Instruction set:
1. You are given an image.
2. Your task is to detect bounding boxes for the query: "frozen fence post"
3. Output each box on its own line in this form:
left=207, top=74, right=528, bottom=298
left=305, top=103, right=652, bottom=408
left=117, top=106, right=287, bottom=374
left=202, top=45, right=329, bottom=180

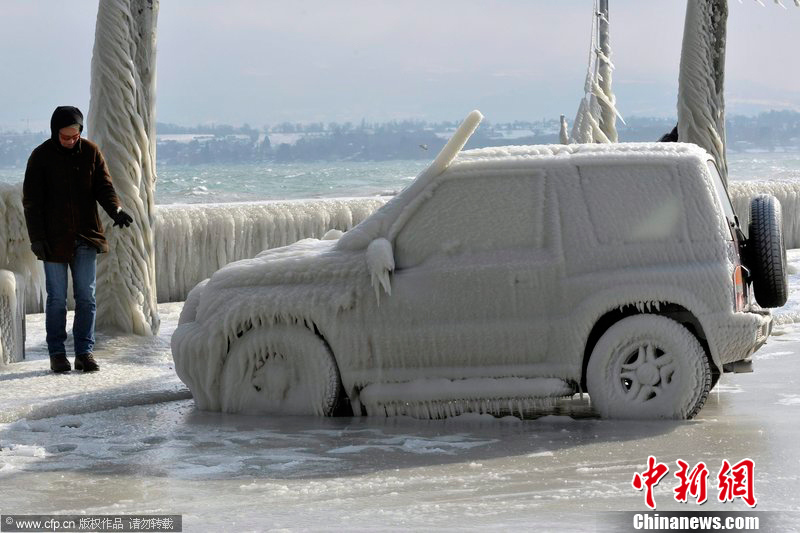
left=89, top=0, right=160, bottom=335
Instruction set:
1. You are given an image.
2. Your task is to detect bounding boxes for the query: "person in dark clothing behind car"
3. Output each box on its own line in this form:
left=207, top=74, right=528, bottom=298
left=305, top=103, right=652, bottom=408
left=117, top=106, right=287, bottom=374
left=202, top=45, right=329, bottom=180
left=659, top=124, right=678, bottom=142
left=22, top=106, right=134, bottom=374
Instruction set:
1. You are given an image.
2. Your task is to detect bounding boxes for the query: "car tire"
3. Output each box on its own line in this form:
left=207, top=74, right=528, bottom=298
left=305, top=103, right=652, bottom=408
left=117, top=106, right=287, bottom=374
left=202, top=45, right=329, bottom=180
left=587, top=315, right=711, bottom=419
left=748, top=194, right=788, bottom=308
left=219, top=324, right=342, bottom=416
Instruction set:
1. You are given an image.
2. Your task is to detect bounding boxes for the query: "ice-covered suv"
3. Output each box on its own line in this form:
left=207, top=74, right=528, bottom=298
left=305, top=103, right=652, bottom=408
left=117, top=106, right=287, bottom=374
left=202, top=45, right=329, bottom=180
left=172, top=111, right=785, bottom=420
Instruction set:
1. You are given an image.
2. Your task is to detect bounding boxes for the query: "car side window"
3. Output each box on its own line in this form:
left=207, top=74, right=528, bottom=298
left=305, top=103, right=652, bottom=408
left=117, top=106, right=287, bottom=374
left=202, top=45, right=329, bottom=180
left=394, top=174, right=545, bottom=269
left=578, top=163, right=688, bottom=245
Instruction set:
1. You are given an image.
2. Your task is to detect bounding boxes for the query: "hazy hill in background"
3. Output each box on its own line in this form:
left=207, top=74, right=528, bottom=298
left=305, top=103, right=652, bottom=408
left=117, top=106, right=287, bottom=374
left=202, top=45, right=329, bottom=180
left=2, top=111, right=799, bottom=168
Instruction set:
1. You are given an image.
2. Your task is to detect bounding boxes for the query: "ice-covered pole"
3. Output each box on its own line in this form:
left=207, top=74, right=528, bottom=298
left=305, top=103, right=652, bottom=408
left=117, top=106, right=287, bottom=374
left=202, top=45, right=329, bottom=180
left=597, top=0, right=618, bottom=142
left=678, top=0, right=729, bottom=187
left=88, top=0, right=160, bottom=335
left=570, top=0, right=619, bottom=144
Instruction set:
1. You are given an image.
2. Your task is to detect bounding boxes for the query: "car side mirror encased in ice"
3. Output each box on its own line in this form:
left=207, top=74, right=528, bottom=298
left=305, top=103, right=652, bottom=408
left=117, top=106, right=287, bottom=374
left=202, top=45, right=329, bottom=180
left=366, top=238, right=394, bottom=304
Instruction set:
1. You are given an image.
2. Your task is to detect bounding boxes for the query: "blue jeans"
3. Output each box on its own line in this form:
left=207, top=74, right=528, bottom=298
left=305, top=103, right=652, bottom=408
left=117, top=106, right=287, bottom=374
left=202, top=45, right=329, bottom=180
left=44, top=240, right=97, bottom=356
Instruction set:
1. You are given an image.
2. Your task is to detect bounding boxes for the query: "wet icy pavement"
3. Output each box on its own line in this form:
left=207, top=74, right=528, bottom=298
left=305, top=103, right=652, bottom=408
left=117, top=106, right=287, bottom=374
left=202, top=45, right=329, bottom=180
left=4, top=250, right=800, bottom=531
left=0, top=304, right=189, bottom=423
left=2, top=323, right=800, bottom=530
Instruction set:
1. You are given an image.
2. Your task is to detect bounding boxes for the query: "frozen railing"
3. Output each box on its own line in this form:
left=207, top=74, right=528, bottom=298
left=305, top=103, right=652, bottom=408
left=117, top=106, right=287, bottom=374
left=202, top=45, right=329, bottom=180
left=729, top=181, right=800, bottom=240
left=154, top=198, right=387, bottom=303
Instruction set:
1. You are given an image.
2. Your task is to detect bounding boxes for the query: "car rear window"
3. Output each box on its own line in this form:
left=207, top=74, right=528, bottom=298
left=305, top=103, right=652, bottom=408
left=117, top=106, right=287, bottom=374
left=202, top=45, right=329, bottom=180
left=706, top=160, right=737, bottom=227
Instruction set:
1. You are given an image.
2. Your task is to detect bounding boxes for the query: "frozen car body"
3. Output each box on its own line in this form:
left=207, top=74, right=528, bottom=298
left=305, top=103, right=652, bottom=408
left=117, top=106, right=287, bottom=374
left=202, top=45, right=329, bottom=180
left=172, top=116, right=774, bottom=419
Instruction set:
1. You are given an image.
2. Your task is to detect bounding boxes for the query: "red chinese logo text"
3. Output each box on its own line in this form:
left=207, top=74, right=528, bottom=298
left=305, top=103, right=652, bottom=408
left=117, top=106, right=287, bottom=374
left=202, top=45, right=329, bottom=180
left=632, top=455, right=669, bottom=510
left=631, top=457, right=756, bottom=509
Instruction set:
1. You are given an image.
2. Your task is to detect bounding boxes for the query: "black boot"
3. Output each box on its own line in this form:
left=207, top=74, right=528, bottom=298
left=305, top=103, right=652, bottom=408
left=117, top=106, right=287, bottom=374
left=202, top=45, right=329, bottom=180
left=75, top=353, right=100, bottom=372
left=50, top=353, right=71, bottom=373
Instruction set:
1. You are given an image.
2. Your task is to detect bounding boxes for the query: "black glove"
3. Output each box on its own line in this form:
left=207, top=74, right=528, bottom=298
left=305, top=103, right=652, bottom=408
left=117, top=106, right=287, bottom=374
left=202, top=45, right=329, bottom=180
left=31, top=240, right=50, bottom=261
left=113, top=209, right=133, bottom=228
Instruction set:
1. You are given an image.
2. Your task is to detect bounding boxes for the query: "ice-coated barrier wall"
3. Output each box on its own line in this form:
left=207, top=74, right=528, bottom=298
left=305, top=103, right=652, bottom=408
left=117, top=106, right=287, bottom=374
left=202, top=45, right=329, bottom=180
left=729, top=181, right=800, bottom=240
left=0, top=183, right=44, bottom=313
left=0, top=182, right=387, bottom=312
left=0, top=180, right=797, bottom=313
left=154, top=198, right=387, bottom=303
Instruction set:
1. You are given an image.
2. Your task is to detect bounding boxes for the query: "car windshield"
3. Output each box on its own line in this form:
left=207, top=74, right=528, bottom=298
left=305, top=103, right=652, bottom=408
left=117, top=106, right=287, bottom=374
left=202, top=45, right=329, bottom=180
left=706, top=160, right=737, bottom=227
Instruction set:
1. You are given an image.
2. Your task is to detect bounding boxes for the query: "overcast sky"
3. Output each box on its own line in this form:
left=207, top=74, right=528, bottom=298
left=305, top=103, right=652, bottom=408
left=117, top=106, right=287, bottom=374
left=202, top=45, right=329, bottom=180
left=2, top=1, right=798, bottom=131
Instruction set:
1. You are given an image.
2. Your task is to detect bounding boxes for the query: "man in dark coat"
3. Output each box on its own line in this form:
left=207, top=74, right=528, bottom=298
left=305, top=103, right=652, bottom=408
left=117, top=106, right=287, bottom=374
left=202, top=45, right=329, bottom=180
left=22, top=106, right=134, bottom=373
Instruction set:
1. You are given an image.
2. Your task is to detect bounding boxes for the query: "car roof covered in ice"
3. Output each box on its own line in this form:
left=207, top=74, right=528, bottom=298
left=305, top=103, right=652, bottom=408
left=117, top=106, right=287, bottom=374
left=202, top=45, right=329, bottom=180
left=449, top=142, right=711, bottom=170
left=337, top=142, right=713, bottom=250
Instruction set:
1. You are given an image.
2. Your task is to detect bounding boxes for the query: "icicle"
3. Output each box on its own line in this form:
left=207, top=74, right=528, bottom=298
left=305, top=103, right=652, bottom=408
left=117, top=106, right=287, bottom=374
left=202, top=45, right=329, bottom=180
left=366, top=238, right=394, bottom=304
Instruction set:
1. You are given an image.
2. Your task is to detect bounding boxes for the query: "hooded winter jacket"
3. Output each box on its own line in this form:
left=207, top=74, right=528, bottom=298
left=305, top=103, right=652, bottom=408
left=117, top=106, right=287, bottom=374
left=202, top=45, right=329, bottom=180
left=22, top=106, right=122, bottom=262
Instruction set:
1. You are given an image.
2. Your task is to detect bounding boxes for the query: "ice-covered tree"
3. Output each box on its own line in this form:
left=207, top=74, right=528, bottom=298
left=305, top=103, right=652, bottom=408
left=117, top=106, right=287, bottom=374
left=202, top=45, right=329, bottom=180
left=678, top=0, right=729, bottom=185
left=678, top=0, right=798, bottom=188
left=88, top=0, right=160, bottom=335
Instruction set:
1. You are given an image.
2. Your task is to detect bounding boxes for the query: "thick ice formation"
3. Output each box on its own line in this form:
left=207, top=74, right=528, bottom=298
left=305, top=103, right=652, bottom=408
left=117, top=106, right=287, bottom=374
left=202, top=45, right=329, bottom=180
left=678, top=0, right=728, bottom=185
left=0, top=183, right=45, bottom=312
left=88, top=0, right=160, bottom=335
left=155, top=198, right=387, bottom=303
left=730, top=181, right=800, bottom=242
left=0, top=270, right=25, bottom=364
left=677, top=1, right=799, bottom=186
left=595, top=0, right=617, bottom=143
left=366, top=238, right=394, bottom=302
left=172, top=133, right=771, bottom=419
left=360, top=378, right=574, bottom=418
left=570, top=0, right=619, bottom=144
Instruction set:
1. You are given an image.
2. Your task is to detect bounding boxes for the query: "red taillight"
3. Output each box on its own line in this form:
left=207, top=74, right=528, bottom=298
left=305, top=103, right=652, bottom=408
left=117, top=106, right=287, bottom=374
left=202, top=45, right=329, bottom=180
left=734, top=265, right=748, bottom=311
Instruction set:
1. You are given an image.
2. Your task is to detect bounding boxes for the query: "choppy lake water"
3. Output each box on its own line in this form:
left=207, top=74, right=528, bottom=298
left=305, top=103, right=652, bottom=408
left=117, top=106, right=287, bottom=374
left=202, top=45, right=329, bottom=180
left=2, top=151, right=799, bottom=205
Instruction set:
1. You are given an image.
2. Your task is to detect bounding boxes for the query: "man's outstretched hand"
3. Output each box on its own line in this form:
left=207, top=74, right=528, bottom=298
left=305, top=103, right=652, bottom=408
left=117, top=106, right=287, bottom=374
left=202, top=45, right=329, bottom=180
left=113, top=209, right=133, bottom=228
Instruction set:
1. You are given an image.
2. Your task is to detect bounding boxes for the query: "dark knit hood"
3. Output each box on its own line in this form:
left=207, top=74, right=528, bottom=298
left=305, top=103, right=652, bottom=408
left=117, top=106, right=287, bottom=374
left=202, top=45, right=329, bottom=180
left=50, top=106, right=84, bottom=143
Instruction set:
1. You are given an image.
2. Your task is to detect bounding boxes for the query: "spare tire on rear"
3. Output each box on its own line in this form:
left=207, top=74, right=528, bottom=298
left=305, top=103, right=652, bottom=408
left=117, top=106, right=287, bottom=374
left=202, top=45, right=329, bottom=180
left=748, top=194, right=788, bottom=308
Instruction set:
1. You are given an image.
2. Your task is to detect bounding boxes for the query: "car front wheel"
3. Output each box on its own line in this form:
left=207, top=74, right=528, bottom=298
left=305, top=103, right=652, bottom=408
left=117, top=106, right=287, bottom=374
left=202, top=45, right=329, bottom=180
left=219, top=324, right=342, bottom=416
left=587, top=315, right=711, bottom=419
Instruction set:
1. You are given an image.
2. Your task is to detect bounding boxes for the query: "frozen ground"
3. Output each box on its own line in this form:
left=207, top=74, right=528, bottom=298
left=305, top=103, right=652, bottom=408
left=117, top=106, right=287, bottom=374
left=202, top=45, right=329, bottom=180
left=2, top=253, right=800, bottom=531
